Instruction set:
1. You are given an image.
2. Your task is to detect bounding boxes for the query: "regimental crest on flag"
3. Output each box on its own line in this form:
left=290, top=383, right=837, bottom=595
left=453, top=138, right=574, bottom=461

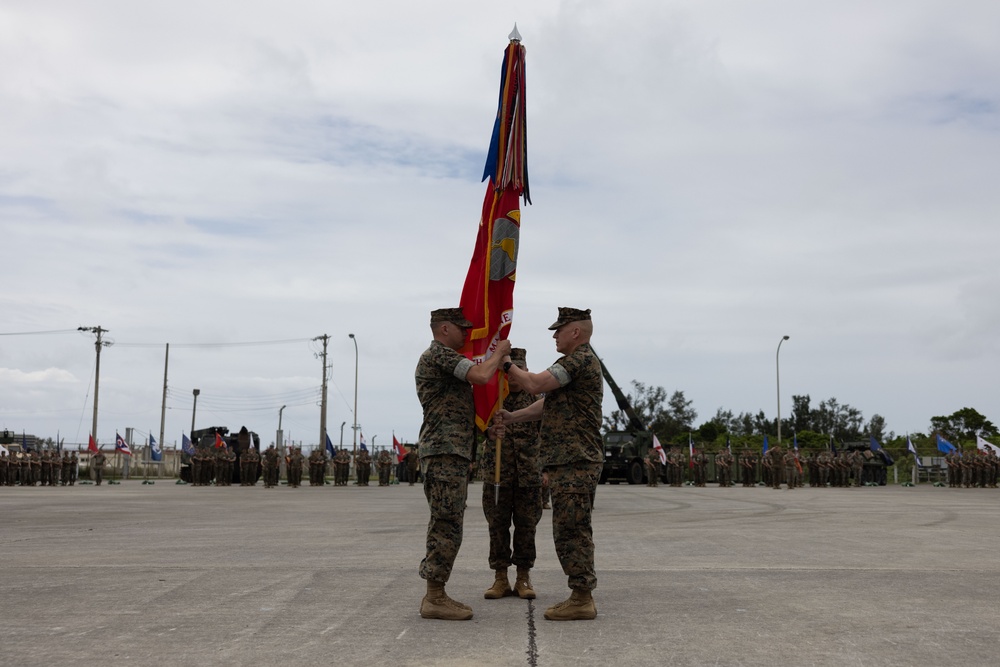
left=115, top=433, right=132, bottom=456
left=150, top=433, right=162, bottom=462
left=215, top=433, right=226, bottom=449
left=182, top=434, right=195, bottom=456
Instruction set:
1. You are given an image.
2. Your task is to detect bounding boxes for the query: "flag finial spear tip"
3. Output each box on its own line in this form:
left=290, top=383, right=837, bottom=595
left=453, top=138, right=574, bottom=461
left=509, top=24, right=521, bottom=42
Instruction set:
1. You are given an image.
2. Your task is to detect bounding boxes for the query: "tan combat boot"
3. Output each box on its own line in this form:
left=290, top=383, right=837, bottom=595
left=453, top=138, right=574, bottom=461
left=420, top=580, right=473, bottom=620
left=514, top=567, right=536, bottom=599
left=484, top=569, right=514, bottom=599
left=543, top=589, right=597, bottom=621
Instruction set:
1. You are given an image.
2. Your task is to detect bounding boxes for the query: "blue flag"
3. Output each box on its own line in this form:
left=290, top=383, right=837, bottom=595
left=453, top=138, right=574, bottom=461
left=869, top=435, right=880, bottom=451
left=762, top=435, right=769, bottom=454
left=115, top=432, right=132, bottom=456
left=359, top=432, right=368, bottom=452
left=793, top=432, right=799, bottom=451
left=326, top=433, right=335, bottom=458
left=150, top=433, right=162, bottom=462
left=22, top=430, right=30, bottom=453
left=182, top=433, right=195, bottom=456
left=936, top=435, right=956, bottom=454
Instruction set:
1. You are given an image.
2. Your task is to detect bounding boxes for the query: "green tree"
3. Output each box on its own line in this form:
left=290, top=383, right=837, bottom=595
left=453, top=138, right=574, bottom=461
left=929, top=408, right=997, bottom=441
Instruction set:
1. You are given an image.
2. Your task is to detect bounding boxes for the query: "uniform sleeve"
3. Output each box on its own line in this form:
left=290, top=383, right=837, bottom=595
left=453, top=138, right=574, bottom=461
left=429, top=342, right=474, bottom=382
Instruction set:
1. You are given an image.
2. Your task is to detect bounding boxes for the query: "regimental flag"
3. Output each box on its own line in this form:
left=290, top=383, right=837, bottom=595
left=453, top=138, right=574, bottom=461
left=393, top=434, right=406, bottom=463
left=793, top=432, right=799, bottom=451
left=907, top=435, right=923, bottom=468
left=22, top=431, right=30, bottom=453
left=326, top=434, right=335, bottom=458
left=88, top=434, right=99, bottom=454
left=182, top=434, right=195, bottom=456
left=459, top=29, right=530, bottom=432
left=0, top=442, right=8, bottom=456
left=115, top=432, right=132, bottom=456
left=359, top=432, right=368, bottom=452
left=936, top=434, right=956, bottom=454
left=688, top=433, right=695, bottom=468
left=726, top=435, right=732, bottom=452
left=869, top=435, right=880, bottom=452
left=762, top=435, right=769, bottom=455
left=869, top=435, right=894, bottom=466
left=652, top=434, right=667, bottom=465
left=977, top=435, right=1000, bottom=456
left=149, top=433, right=162, bottom=462
left=215, top=433, right=226, bottom=449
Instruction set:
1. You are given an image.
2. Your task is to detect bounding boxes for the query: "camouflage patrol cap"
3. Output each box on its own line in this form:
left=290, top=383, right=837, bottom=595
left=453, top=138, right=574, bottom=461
left=548, top=307, right=592, bottom=330
left=509, top=347, right=527, bottom=369
left=430, top=307, right=473, bottom=328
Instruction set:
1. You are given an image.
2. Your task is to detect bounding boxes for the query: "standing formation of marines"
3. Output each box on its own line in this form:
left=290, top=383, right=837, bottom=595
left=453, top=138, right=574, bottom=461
left=308, top=449, right=328, bottom=486
left=333, top=448, right=352, bottom=486
left=0, top=450, right=79, bottom=486
left=946, top=448, right=999, bottom=488
left=377, top=450, right=393, bottom=486
left=355, top=449, right=372, bottom=486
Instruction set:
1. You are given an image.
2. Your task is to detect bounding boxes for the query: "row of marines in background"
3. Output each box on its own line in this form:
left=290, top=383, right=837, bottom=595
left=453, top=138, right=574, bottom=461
left=187, top=445, right=420, bottom=488
left=0, top=451, right=81, bottom=486
left=645, top=445, right=999, bottom=489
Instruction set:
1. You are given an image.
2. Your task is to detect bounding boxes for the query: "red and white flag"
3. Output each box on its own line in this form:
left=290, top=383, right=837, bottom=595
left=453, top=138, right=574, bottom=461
left=393, top=434, right=406, bottom=463
left=652, top=434, right=667, bottom=465
left=215, top=433, right=226, bottom=449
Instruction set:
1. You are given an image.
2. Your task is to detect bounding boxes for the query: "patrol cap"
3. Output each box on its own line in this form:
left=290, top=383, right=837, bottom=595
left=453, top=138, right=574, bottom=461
left=548, top=307, right=592, bottom=330
left=509, top=347, right=527, bottom=369
left=430, top=307, right=473, bottom=328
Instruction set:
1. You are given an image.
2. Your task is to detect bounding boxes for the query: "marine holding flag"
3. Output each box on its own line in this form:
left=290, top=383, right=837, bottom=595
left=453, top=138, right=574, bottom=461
left=414, top=307, right=510, bottom=621
left=498, top=307, right=603, bottom=621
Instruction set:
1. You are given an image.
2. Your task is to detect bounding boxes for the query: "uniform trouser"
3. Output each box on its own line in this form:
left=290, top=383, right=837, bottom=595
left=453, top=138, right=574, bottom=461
left=549, top=462, right=603, bottom=592
left=420, top=454, right=469, bottom=583
left=379, top=467, right=390, bottom=485
left=482, top=482, right=542, bottom=571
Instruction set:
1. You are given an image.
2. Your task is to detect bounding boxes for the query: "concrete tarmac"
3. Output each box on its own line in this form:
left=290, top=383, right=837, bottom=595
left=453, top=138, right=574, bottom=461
left=2, top=480, right=998, bottom=666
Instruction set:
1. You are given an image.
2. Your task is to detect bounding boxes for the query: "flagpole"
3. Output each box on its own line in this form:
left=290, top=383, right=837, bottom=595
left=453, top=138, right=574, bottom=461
left=493, top=370, right=507, bottom=506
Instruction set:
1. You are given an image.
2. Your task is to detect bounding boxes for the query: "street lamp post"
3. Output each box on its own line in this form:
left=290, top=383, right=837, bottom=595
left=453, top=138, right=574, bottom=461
left=339, top=421, right=346, bottom=448
left=776, top=335, right=790, bottom=445
left=191, top=389, right=200, bottom=440
left=349, top=333, right=358, bottom=456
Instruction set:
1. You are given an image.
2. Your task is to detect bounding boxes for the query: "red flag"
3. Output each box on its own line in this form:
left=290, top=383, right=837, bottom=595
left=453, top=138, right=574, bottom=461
left=215, top=433, right=226, bottom=449
left=459, top=34, right=529, bottom=432
left=393, top=435, right=406, bottom=463
left=88, top=434, right=98, bottom=453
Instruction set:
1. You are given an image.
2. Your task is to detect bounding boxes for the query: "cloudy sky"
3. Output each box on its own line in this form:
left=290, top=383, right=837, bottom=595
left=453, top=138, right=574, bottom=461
left=2, top=0, right=998, bottom=451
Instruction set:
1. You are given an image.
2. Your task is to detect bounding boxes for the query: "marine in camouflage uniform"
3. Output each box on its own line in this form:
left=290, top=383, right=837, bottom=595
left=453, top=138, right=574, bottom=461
left=646, top=448, right=661, bottom=487
left=376, top=450, right=393, bottom=486
left=355, top=449, right=372, bottom=486
left=481, top=348, right=543, bottom=601
left=92, top=451, right=106, bottom=485
left=715, top=449, right=734, bottom=487
left=262, top=445, right=279, bottom=488
left=415, top=307, right=510, bottom=621
left=499, top=307, right=603, bottom=621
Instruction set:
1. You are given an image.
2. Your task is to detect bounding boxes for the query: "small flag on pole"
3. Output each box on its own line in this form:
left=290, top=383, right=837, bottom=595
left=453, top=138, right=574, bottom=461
left=326, top=433, right=335, bottom=458
left=115, top=433, right=132, bottom=456
left=393, top=434, right=406, bottom=463
left=89, top=434, right=99, bottom=454
left=907, top=435, right=922, bottom=468
left=182, top=434, right=195, bottom=456
left=360, top=432, right=368, bottom=452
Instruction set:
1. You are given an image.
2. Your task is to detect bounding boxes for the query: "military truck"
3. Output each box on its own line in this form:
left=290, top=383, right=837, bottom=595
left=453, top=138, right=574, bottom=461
left=597, top=354, right=657, bottom=485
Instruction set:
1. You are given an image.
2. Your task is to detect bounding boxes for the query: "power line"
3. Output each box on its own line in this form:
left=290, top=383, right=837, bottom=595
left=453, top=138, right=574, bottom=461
left=116, top=338, right=313, bottom=349
left=0, top=329, right=79, bottom=336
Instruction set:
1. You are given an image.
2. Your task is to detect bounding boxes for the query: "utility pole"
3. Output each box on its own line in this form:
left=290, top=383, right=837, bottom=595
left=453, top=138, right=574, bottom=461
left=78, top=326, right=110, bottom=446
left=159, top=343, right=169, bottom=458
left=314, top=334, right=330, bottom=452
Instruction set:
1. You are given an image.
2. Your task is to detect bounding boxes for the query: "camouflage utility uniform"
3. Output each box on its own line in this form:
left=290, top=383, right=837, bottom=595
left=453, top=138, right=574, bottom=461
left=538, top=341, right=604, bottom=595
left=481, top=361, right=542, bottom=594
left=415, top=338, right=477, bottom=586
